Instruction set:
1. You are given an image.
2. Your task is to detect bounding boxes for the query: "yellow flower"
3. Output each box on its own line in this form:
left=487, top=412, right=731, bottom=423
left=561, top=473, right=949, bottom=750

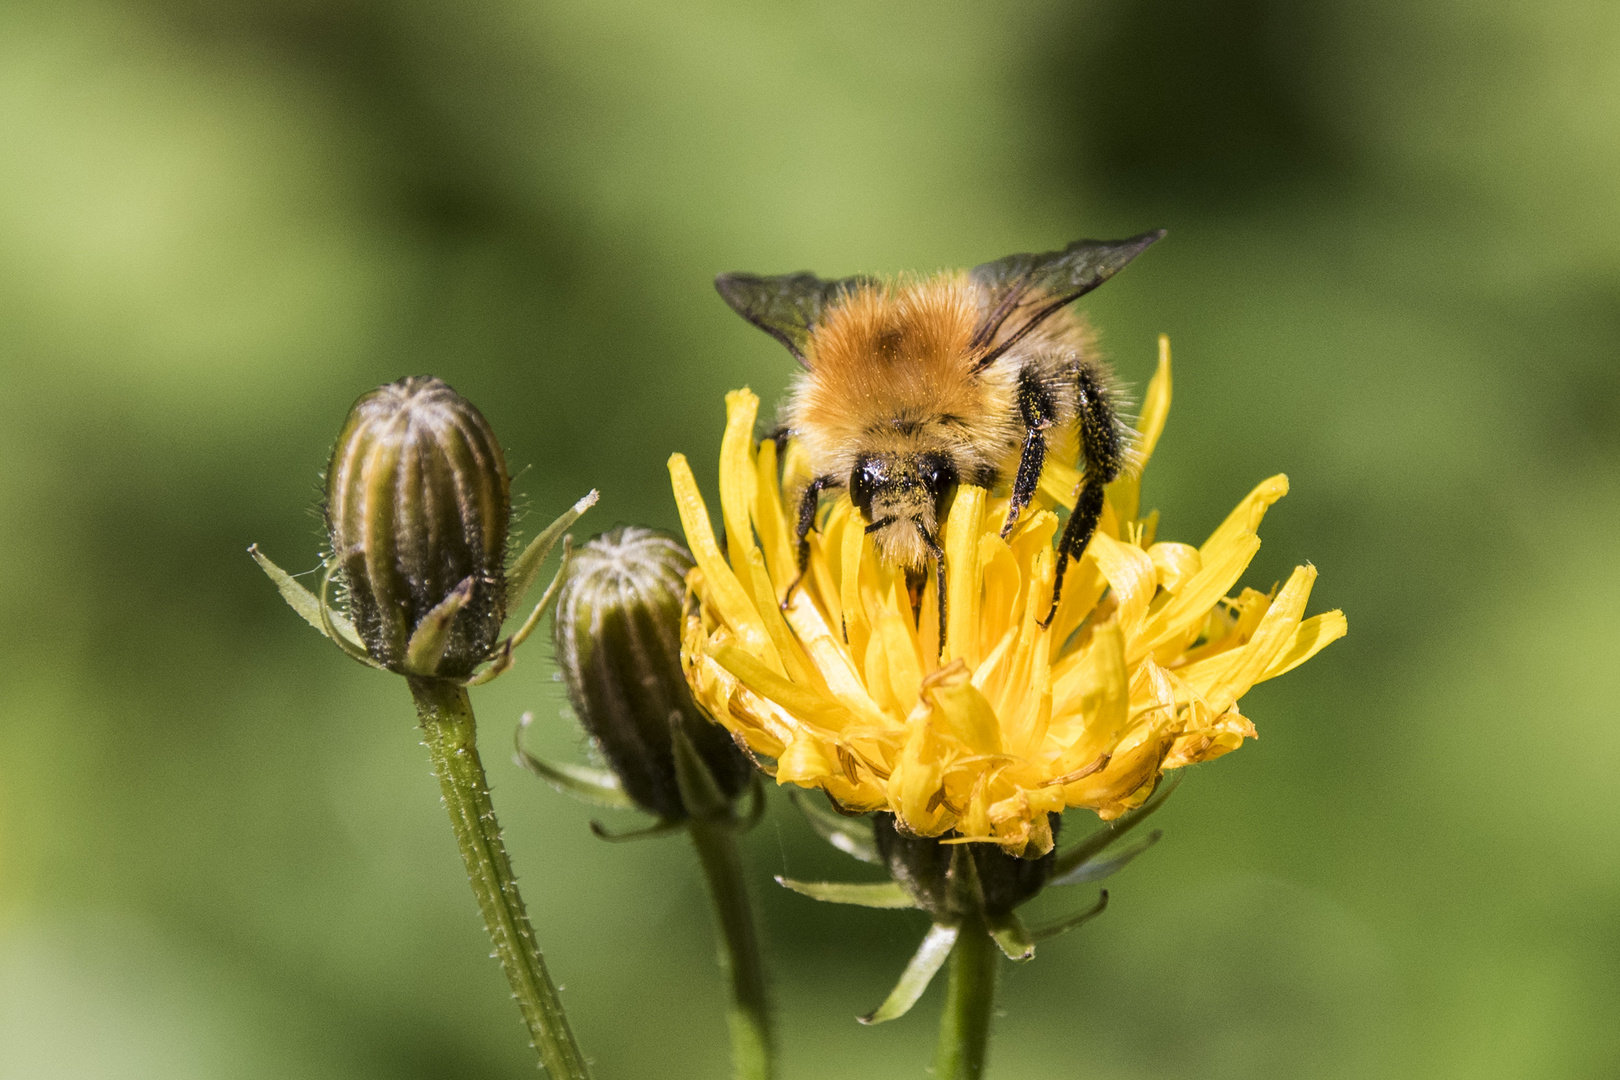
left=668, top=337, right=1345, bottom=857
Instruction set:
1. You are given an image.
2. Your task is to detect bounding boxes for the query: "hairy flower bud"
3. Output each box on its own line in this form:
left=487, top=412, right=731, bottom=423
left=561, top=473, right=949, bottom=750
left=554, top=527, right=752, bottom=819
left=874, top=813, right=1059, bottom=921
left=325, top=375, right=510, bottom=678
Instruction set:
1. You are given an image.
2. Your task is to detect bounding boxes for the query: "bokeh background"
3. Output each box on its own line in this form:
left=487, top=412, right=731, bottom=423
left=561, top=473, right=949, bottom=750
left=3, top=1, right=1618, bottom=1077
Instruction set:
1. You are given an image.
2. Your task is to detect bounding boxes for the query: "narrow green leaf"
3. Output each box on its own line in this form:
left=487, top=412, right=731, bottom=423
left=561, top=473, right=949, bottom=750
left=859, top=923, right=958, bottom=1025
left=775, top=878, right=916, bottom=908
left=506, top=490, right=598, bottom=612
left=1027, top=890, right=1109, bottom=943
left=1049, top=829, right=1162, bottom=886
left=514, top=712, right=637, bottom=809
left=249, top=544, right=361, bottom=647
left=988, top=913, right=1035, bottom=961
left=789, top=789, right=881, bottom=864
left=1051, top=771, right=1182, bottom=881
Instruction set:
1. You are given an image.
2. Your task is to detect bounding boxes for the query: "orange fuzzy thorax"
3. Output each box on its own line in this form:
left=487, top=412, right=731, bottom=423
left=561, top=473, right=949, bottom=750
left=786, top=273, right=1024, bottom=482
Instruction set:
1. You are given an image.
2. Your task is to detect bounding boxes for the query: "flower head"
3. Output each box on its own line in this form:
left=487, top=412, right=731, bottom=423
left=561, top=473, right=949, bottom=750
left=553, top=527, right=754, bottom=820
left=669, top=339, right=1344, bottom=856
left=325, top=375, right=511, bottom=678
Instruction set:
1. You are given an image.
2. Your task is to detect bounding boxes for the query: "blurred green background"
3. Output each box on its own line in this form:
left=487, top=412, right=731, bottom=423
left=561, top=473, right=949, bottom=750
left=3, top=1, right=1618, bottom=1077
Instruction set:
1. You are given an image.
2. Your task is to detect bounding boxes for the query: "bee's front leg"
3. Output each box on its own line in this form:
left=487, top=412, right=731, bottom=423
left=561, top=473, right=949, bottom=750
left=783, top=475, right=836, bottom=609
left=1002, top=367, right=1058, bottom=538
left=1042, top=362, right=1122, bottom=628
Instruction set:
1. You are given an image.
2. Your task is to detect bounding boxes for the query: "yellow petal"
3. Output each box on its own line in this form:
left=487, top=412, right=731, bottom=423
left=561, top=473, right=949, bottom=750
left=752, top=437, right=797, bottom=590
left=1088, top=532, right=1158, bottom=633
left=1259, top=610, right=1348, bottom=682
left=1107, top=335, right=1172, bottom=523
left=1148, top=541, right=1201, bottom=593
left=719, top=390, right=762, bottom=577
left=778, top=733, right=835, bottom=785
left=943, top=486, right=987, bottom=667
left=1202, top=564, right=1318, bottom=714
left=1050, top=619, right=1129, bottom=772
left=669, top=453, right=783, bottom=673
left=924, top=659, right=1003, bottom=757
left=1136, top=335, right=1173, bottom=468
left=1200, top=474, right=1288, bottom=563
left=1133, top=532, right=1261, bottom=664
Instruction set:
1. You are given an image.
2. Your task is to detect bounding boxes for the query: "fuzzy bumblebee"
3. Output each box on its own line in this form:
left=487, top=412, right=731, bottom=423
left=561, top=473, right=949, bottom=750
left=717, top=233, right=1162, bottom=624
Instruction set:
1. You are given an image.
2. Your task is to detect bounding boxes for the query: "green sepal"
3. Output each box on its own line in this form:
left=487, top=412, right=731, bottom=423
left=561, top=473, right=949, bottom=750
left=248, top=544, right=362, bottom=648
left=471, top=538, right=572, bottom=686
left=790, top=789, right=880, bottom=864
left=858, top=922, right=959, bottom=1026
left=672, top=717, right=732, bottom=821
left=589, top=818, right=683, bottom=843
left=774, top=878, right=916, bottom=908
left=514, top=712, right=637, bottom=809
left=404, top=575, right=473, bottom=674
left=987, top=913, right=1035, bottom=961
left=736, top=776, right=767, bottom=832
left=1050, top=771, right=1181, bottom=882
left=506, top=490, right=597, bottom=612
left=1026, top=890, right=1109, bottom=943
left=1049, top=829, right=1162, bottom=886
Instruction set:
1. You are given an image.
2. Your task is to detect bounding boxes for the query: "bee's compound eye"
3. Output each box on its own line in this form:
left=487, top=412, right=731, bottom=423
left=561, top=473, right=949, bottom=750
left=849, top=456, right=885, bottom=520
left=918, top=453, right=957, bottom=525
left=917, top=453, right=956, bottom=498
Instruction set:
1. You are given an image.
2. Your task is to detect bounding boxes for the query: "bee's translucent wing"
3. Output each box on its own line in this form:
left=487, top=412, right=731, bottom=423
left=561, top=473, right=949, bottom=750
left=969, top=230, right=1164, bottom=370
left=715, top=271, right=877, bottom=367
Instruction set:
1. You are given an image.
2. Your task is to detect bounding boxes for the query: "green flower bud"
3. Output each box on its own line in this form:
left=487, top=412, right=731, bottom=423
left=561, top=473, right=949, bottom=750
left=554, top=527, right=752, bottom=820
left=325, top=375, right=510, bottom=678
left=873, top=812, right=1059, bottom=921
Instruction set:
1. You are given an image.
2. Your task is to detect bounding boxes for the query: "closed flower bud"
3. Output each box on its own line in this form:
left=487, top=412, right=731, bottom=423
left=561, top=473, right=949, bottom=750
left=874, top=813, right=1059, bottom=921
left=554, top=527, right=752, bottom=820
left=325, top=375, right=510, bottom=678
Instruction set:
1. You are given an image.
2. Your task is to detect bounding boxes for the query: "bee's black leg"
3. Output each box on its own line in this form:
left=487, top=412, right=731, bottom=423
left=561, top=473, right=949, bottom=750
left=1041, top=363, right=1122, bottom=628
left=783, top=475, right=834, bottom=609
left=919, top=524, right=947, bottom=641
left=1002, top=369, right=1057, bottom=538
left=766, top=424, right=792, bottom=456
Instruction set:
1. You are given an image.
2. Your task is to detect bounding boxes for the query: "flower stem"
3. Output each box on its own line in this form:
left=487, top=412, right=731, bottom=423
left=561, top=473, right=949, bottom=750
left=408, top=677, right=591, bottom=1080
left=687, top=814, right=776, bottom=1080
left=933, top=919, right=998, bottom=1080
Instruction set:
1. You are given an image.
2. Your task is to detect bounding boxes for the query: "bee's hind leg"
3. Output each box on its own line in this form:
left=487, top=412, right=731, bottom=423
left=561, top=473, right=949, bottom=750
left=783, top=475, right=835, bottom=609
left=1002, top=369, right=1058, bottom=538
left=1041, top=363, right=1122, bottom=628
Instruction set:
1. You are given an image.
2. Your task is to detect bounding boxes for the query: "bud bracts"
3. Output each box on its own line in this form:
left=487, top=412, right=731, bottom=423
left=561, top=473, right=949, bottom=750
left=555, top=527, right=752, bottom=819
left=325, top=376, right=510, bottom=678
left=874, top=813, right=1058, bottom=921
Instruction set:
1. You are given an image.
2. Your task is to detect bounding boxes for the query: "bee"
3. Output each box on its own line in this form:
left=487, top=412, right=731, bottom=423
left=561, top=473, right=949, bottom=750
left=715, top=231, right=1163, bottom=628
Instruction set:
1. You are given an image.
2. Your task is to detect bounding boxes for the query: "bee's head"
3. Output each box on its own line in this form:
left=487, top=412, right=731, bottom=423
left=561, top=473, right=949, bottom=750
left=848, top=451, right=957, bottom=567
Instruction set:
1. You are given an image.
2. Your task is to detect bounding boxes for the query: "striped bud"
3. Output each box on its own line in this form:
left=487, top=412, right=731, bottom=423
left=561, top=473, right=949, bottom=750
left=325, top=376, right=509, bottom=678
left=874, top=813, right=1059, bottom=920
left=554, top=527, right=752, bottom=819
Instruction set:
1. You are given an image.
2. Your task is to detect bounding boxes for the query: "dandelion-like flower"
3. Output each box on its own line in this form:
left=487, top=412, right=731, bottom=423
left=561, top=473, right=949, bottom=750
left=669, top=339, right=1345, bottom=857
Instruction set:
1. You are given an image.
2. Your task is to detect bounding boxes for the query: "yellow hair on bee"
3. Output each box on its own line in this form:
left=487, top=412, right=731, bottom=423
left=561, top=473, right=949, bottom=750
left=788, top=273, right=1024, bottom=484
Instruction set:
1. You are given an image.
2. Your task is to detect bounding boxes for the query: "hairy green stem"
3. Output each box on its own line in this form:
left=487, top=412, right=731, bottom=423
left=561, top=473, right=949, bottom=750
left=934, top=920, right=998, bottom=1080
left=409, top=677, right=591, bottom=1079
left=688, top=815, right=775, bottom=1080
